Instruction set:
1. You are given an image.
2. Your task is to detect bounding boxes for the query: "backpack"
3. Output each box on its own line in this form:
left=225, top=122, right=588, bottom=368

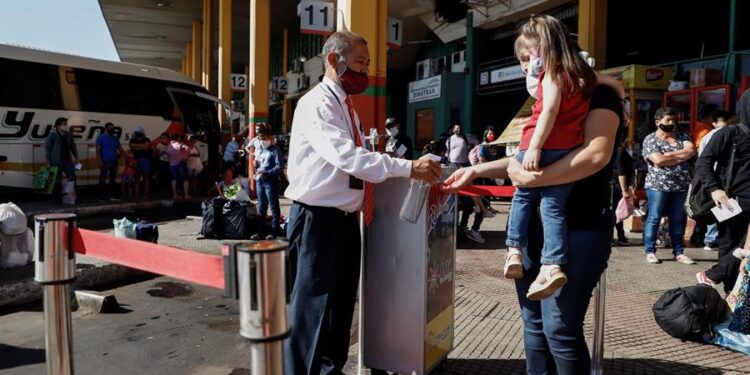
left=469, top=145, right=482, bottom=166
left=653, top=284, right=729, bottom=342
left=135, top=221, right=159, bottom=243
left=201, top=197, right=226, bottom=238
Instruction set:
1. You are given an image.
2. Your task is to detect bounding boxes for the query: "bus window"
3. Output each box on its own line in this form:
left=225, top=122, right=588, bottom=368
left=76, top=69, right=173, bottom=118
left=169, top=91, right=220, bottom=135
left=0, top=57, right=62, bottom=110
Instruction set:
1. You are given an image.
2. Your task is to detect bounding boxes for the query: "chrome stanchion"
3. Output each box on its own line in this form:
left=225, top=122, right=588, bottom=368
left=591, top=269, right=607, bottom=375
left=234, top=240, right=290, bottom=375
left=34, top=213, right=77, bottom=375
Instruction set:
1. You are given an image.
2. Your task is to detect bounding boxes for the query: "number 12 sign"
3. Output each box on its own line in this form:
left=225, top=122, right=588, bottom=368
left=300, top=1, right=335, bottom=36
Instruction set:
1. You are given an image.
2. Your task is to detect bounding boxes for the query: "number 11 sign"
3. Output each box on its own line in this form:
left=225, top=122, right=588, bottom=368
left=300, top=1, right=335, bottom=36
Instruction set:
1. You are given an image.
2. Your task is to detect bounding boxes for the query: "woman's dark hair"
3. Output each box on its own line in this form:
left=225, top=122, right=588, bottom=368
left=483, top=126, right=495, bottom=142
left=258, top=125, right=273, bottom=137
left=170, top=133, right=180, bottom=140
left=712, top=109, right=732, bottom=123
left=160, top=132, right=169, bottom=138
left=655, top=107, right=676, bottom=121
left=55, top=117, right=68, bottom=127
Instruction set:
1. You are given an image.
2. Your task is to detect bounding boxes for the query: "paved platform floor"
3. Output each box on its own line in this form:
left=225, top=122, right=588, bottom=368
left=3, top=198, right=749, bottom=374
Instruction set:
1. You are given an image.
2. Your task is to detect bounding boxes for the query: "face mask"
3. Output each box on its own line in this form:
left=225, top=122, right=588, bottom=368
left=261, top=140, right=271, bottom=148
left=386, top=127, right=399, bottom=137
left=453, top=128, right=461, bottom=135
left=338, top=64, right=369, bottom=95
left=486, top=133, right=496, bottom=142
left=658, top=124, right=675, bottom=133
left=59, top=126, right=68, bottom=133
left=525, top=48, right=543, bottom=98
left=106, top=128, right=115, bottom=135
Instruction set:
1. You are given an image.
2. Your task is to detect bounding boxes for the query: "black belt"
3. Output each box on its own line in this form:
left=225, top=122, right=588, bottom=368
left=292, top=201, right=357, bottom=217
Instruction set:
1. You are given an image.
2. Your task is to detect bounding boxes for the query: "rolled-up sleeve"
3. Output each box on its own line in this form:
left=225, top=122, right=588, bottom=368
left=299, top=98, right=411, bottom=183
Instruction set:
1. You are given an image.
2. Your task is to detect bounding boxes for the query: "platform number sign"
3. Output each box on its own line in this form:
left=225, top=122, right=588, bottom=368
left=300, top=1, right=334, bottom=36
left=231, top=74, right=247, bottom=92
left=387, top=17, right=403, bottom=49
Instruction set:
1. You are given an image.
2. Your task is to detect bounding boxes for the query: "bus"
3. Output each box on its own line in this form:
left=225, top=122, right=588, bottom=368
left=0, top=43, right=227, bottom=190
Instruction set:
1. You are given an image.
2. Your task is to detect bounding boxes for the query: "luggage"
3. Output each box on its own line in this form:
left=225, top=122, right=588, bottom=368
left=33, top=166, right=58, bottom=194
left=135, top=221, right=159, bottom=243
left=113, top=217, right=137, bottom=239
left=0, top=202, right=28, bottom=235
left=653, top=284, right=729, bottom=342
left=0, top=228, right=34, bottom=268
left=201, top=197, right=226, bottom=238
left=222, top=200, right=247, bottom=239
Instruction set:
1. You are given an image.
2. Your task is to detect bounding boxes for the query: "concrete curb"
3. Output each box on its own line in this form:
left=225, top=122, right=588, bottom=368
left=24, top=199, right=173, bottom=219
left=0, top=264, right=148, bottom=307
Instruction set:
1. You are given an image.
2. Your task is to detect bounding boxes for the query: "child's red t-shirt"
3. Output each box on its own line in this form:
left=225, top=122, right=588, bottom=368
left=519, top=71, right=591, bottom=150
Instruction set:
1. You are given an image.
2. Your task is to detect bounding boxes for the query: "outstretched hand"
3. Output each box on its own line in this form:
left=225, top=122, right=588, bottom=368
left=440, top=167, right=476, bottom=193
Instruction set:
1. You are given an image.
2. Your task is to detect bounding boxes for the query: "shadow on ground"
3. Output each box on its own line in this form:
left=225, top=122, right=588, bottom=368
left=0, top=344, right=45, bottom=370
left=427, top=358, right=729, bottom=375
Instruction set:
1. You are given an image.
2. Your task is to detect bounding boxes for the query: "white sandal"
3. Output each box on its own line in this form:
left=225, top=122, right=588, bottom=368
left=526, top=265, right=567, bottom=301
left=504, top=248, right=524, bottom=279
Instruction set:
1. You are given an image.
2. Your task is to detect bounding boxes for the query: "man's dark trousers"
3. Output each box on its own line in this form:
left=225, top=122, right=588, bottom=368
left=706, top=211, right=750, bottom=293
left=284, top=202, right=361, bottom=375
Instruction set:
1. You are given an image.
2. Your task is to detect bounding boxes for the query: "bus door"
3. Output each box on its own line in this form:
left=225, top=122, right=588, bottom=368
left=166, top=88, right=222, bottom=180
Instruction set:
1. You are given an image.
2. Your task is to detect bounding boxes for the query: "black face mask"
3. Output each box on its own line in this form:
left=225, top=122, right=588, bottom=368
left=106, top=128, right=115, bottom=134
left=658, top=124, right=675, bottom=133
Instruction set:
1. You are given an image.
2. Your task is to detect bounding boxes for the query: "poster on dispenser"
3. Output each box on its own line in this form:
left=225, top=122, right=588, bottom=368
left=424, top=186, right=456, bottom=370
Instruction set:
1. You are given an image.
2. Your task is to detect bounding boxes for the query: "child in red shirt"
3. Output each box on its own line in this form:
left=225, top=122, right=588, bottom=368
left=122, top=151, right=137, bottom=200
left=504, top=15, right=598, bottom=300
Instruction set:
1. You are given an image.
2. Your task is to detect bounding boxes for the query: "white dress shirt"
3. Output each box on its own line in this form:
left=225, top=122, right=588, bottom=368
left=284, top=77, right=412, bottom=212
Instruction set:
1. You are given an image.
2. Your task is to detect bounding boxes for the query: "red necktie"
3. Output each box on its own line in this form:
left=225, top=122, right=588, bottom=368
left=344, top=96, right=374, bottom=225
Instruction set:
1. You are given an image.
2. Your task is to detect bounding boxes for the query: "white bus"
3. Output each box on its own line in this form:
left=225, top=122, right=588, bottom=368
left=0, top=43, right=227, bottom=190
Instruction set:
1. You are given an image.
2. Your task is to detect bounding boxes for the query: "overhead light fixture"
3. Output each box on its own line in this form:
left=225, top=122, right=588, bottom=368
left=140, top=68, right=150, bottom=72
left=155, top=1, right=170, bottom=7
left=298, top=56, right=307, bottom=63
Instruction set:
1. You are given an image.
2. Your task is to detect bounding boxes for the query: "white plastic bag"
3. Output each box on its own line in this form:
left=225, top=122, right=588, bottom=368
left=62, top=181, right=76, bottom=205
left=113, top=218, right=136, bottom=239
left=0, top=202, right=28, bottom=235
left=0, top=228, right=34, bottom=268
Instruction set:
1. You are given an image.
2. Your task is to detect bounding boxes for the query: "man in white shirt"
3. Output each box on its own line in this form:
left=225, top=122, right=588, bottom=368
left=284, top=31, right=440, bottom=375
left=446, top=123, right=470, bottom=166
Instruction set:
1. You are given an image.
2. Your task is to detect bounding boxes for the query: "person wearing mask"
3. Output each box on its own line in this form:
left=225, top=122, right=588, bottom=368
left=155, top=133, right=172, bottom=196
left=166, top=134, right=191, bottom=200
left=186, top=135, right=204, bottom=197
left=44, top=117, right=78, bottom=202
left=95, top=122, right=125, bottom=201
left=129, top=126, right=152, bottom=200
left=283, top=31, right=440, bottom=375
left=699, top=109, right=732, bottom=251
left=384, top=117, right=414, bottom=159
left=694, top=104, right=718, bottom=149
left=446, top=124, right=469, bottom=166
left=250, top=128, right=284, bottom=240
left=641, top=107, right=697, bottom=265
left=695, top=91, right=750, bottom=293
left=612, top=138, right=635, bottom=245
left=222, top=135, right=241, bottom=179
left=442, top=59, right=625, bottom=373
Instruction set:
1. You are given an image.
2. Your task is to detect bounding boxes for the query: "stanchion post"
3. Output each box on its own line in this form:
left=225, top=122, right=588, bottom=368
left=34, top=213, right=77, bottom=375
left=591, top=269, right=607, bottom=375
left=231, top=240, right=290, bottom=375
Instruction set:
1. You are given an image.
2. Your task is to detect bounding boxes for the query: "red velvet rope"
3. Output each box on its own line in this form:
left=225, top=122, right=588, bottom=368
left=458, top=185, right=516, bottom=197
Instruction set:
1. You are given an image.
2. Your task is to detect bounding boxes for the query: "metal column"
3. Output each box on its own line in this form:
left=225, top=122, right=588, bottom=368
left=35, top=213, right=77, bottom=375
left=591, top=269, right=607, bottom=375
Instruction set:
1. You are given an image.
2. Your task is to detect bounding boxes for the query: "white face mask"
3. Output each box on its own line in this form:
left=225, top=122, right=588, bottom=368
left=386, top=127, right=399, bottom=137
left=261, top=140, right=271, bottom=148
left=525, top=56, right=542, bottom=98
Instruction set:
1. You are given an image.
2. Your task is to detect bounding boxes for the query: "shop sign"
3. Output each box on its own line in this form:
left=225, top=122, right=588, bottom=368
left=408, top=76, right=441, bottom=103
left=487, top=65, right=524, bottom=85
left=300, top=1, right=335, bottom=36
left=387, top=17, right=403, bottom=49
left=231, top=73, right=247, bottom=92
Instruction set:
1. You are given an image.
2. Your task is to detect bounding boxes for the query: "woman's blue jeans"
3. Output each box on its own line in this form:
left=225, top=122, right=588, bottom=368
left=643, top=189, right=687, bottom=255
left=515, top=213, right=612, bottom=375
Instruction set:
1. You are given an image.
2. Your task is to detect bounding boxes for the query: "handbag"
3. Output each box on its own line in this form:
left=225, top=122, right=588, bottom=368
left=33, top=166, right=59, bottom=195
left=686, top=124, right=749, bottom=223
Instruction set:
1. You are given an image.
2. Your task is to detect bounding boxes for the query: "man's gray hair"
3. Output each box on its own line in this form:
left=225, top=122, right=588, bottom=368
left=321, top=31, right=366, bottom=67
